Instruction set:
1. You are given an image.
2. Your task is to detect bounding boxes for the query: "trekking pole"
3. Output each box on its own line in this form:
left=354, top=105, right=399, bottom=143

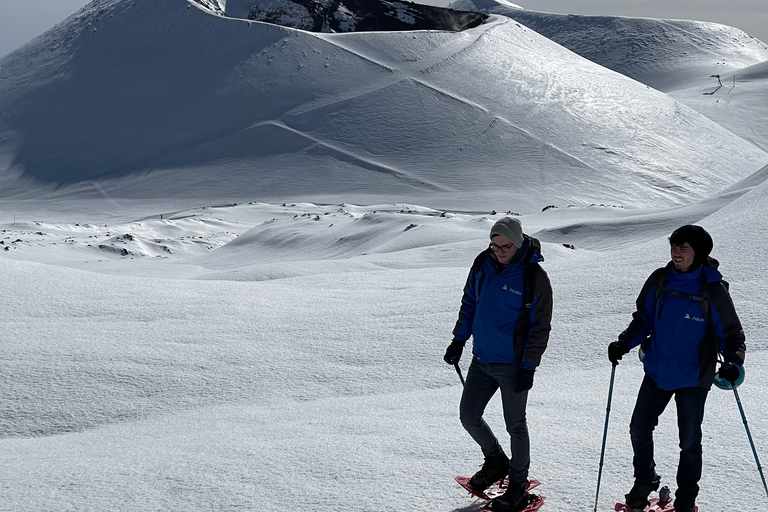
left=594, top=364, right=617, bottom=512
left=732, top=387, right=768, bottom=497
left=454, top=363, right=465, bottom=387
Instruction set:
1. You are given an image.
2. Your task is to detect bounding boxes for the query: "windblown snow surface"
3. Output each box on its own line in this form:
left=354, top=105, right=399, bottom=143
left=450, top=1, right=768, bottom=92
left=0, top=1, right=766, bottom=511
left=450, top=0, right=768, bottom=151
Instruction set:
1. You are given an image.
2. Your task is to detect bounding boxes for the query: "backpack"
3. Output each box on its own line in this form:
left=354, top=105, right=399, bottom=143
left=640, top=272, right=727, bottom=360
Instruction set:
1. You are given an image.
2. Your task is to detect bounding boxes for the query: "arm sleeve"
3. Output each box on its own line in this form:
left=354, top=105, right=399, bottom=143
left=452, top=254, right=484, bottom=342
left=521, top=267, right=553, bottom=369
left=710, top=282, right=746, bottom=365
left=618, top=269, right=663, bottom=349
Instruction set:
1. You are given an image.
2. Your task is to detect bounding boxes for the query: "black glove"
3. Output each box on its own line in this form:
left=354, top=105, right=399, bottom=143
left=718, top=363, right=741, bottom=384
left=608, top=340, right=629, bottom=366
left=443, top=340, right=465, bottom=365
left=514, top=368, right=535, bottom=392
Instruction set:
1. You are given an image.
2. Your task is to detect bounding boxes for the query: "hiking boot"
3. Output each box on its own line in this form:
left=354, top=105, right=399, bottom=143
left=672, top=500, right=696, bottom=512
left=467, top=452, right=510, bottom=491
left=624, top=475, right=661, bottom=511
left=487, top=480, right=530, bottom=512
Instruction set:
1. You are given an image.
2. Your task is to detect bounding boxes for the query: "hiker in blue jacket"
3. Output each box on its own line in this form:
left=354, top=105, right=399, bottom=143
left=608, top=225, right=746, bottom=512
left=445, top=217, right=553, bottom=512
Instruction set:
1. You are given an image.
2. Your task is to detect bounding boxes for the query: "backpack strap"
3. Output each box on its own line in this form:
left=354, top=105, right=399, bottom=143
left=654, top=273, right=710, bottom=321
left=653, top=272, right=722, bottom=361
left=515, top=262, right=539, bottom=339
left=469, top=251, right=487, bottom=297
left=523, top=262, right=538, bottom=310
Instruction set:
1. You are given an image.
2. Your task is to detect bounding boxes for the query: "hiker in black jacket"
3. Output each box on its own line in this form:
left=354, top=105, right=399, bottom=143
left=445, top=217, right=553, bottom=512
left=608, top=225, right=746, bottom=512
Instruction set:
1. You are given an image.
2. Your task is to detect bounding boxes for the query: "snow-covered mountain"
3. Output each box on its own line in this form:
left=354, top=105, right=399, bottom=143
left=450, top=0, right=522, bottom=13
left=0, top=0, right=765, bottom=216
left=451, top=0, right=768, bottom=92
left=450, top=1, right=768, bottom=152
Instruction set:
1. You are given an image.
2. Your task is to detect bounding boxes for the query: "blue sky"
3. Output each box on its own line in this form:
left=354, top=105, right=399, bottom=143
left=1, top=0, right=767, bottom=58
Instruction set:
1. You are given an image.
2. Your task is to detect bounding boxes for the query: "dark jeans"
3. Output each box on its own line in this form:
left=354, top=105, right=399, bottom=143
left=630, top=375, right=709, bottom=507
left=459, top=358, right=530, bottom=482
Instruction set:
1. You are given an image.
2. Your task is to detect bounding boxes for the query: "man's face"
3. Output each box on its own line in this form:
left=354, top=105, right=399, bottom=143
left=671, top=242, right=695, bottom=272
left=490, top=235, right=518, bottom=265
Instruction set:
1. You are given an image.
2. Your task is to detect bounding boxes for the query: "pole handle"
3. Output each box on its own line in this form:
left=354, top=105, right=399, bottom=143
left=454, top=363, right=465, bottom=387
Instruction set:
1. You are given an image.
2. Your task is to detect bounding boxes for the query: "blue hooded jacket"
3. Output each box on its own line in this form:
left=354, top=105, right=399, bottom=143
left=619, top=258, right=746, bottom=390
left=453, top=236, right=553, bottom=369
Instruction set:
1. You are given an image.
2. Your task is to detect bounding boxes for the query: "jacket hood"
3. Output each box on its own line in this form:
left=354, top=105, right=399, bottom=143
left=702, top=258, right=723, bottom=282
left=666, top=257, right=722, bottom=283
left=526, top=235, right=544, bottom=264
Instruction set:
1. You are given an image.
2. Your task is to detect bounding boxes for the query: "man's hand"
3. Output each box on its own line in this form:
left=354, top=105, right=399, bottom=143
left=443, top=340, right=465, bottom=365
left=608, top=340, right=629, bottom=366
left=514, top=368, right=535, bottom=392
left=718, top=363, right=741, bottom=385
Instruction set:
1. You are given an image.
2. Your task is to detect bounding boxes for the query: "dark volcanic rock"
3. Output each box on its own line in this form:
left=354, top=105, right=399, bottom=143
left=230, top=0, right=487, bottom=32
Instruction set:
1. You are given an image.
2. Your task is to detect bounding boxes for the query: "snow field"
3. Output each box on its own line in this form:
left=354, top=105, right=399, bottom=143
left=1, top=180, right=765, bottom=511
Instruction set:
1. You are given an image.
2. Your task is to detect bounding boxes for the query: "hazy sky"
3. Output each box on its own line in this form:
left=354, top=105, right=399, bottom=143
left=1, top=0, right=767, bottom=58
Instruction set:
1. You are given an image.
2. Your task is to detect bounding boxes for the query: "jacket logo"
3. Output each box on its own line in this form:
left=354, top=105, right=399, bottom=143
left=502, top=285, right=522, bottom=296
left=684, top=313, right=705, bottom=322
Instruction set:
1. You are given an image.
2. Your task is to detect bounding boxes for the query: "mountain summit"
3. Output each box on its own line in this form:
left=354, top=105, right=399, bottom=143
left=195, top=0, right=487, bottom=32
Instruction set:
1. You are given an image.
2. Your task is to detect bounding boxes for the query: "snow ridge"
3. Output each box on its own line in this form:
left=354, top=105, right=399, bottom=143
left=453, top=1, right=768, bottom=92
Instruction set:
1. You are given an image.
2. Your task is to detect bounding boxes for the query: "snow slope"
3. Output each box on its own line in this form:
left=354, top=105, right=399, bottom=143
left=0, top=0, right=765, bottom=215
left=447, top=2, right=768, bottom=159
left=668, top=60, right=768, bottom=152
left=452, top=1, right=768, bottom=92
left=2, top=165, right=765, bottom=279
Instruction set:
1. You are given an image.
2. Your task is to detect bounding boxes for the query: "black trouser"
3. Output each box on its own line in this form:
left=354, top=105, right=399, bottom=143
left=459, top=358, right=530, bottom=482
left=630, top=375, right=709, bottom=507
